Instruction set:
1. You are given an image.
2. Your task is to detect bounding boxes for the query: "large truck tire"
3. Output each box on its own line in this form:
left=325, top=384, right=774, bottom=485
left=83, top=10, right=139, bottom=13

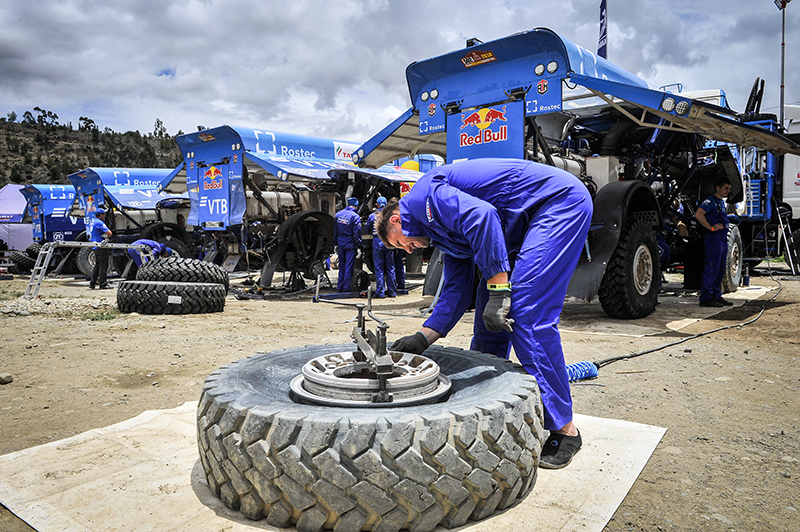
left=25, top=242, right=42, bottom=259
left=598, top=219, right=660, bottom=319
left=10, top=251, right=35, bottom=272
left=197, top=344, right=545, bottom=532
left=117, top=281, right=226, bottom=314
left=76, top=247, right=114, bottom=277
left=722, top=225, right=743, bottom=292
left=784, top=228, right=800, bottom=274
left=136, top=257, right=230, bottom=292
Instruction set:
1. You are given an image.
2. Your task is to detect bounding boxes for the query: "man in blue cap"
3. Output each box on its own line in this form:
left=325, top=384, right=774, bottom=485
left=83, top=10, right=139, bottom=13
left=376, top=158, right=592, bottom=470
left=366, top=197, right=396, bottom=298
left=333, top=197, right=362, bottom=292
left=89, top=207, right=112, bottom=289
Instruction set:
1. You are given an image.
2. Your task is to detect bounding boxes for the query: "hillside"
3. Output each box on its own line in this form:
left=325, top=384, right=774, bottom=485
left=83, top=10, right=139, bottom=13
left=0, top=110, right=183, bottom=187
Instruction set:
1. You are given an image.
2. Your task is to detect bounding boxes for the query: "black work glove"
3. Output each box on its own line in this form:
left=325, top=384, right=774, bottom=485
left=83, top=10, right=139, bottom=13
left=391, top=331, right=429, bottom=354
left=483, top=289, right=514, bottom=333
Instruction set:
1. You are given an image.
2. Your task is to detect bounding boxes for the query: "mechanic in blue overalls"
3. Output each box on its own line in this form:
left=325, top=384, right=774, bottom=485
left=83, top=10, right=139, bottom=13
left=694, top=175, right=732, bottom=308
left=334, top=197, right=362, bottom=292
left=127, top=239, right=173, bottom=267
left=376, top=158, right=592, bottom=469
left=89, top=207, right=112, bottom=290
left=366, top=197, right=396, bottom=298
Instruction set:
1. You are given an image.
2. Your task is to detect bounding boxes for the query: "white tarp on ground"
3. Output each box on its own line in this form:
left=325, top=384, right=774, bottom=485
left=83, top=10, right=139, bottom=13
left=0, top=402, right=665, bottom=532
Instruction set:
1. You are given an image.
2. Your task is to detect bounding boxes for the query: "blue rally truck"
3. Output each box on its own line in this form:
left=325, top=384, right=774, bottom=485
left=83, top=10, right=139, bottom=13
left=353, top=28, right=800, bottom=318
left=68, top=167, right=193, bottom=276
left=19, top=184, right=85, bottom=273
left=158, top=125, right=421, bottom=291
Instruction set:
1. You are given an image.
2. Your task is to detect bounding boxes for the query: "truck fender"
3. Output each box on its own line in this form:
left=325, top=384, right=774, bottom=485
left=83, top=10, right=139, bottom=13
left=567, top=180, right=661, bottom=301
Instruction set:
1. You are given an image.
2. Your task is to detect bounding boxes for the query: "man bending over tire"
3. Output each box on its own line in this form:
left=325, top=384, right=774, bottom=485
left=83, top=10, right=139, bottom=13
left=124, top=239, right=173, bottom=279
left=376, top=158, right=592, bottom=469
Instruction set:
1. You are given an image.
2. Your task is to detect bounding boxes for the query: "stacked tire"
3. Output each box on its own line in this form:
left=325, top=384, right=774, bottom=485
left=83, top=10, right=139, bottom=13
left=10, top=251, right=35, bottom=273
left=117, top=258, right=229, bottom=315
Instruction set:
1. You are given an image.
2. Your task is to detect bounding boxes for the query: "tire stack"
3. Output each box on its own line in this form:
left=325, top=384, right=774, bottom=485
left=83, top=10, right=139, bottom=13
left=117, top=258, right=229, bottom=315
left=10, top=248, right=36, bottom=273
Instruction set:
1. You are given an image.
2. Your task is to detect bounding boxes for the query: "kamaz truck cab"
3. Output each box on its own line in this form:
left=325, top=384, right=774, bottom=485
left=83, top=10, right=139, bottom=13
left=353, top=28, right=800, bottom=318
left=159, top=125, right=421, bottom=290
left=68, top=167, right=193, bottom=276
left=19, top=184, right=85, bottom=274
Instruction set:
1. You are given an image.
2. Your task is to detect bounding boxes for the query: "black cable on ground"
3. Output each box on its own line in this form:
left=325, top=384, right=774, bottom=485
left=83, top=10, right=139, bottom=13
left=592, top=266, right=785, bottom=370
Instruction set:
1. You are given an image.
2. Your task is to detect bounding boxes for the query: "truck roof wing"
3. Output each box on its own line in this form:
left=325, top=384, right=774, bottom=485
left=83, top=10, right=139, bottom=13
left=20, top=185, right=76, bottom=217
left=68, top=167, right=179, bottom=217
left=355, top=27, right=800, bottom=167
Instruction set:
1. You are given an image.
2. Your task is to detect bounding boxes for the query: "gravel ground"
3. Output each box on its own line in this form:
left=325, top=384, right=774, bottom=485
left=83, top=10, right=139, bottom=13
left=0, top=267, right=798, bottom=531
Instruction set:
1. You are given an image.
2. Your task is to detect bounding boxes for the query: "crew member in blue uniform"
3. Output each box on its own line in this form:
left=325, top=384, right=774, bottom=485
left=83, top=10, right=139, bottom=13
left=127, top=239, right=173, bottom=267
left=89, top=207, right=112, bottom=290
left=366, top=197, right=396, bottom=298
left=376, top=159, right=592, bottom=469
left=334, top=197, right=362, bottom=292
left=695, top=176, right=732, bottom=307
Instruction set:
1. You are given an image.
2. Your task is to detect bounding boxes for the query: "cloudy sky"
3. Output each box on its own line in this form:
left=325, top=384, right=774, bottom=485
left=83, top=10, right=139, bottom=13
left=1, top=0, right=797, bottom=143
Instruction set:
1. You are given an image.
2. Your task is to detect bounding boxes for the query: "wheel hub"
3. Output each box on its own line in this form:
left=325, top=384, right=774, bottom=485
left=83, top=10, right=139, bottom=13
left=291, top=351, right=452, bottom=407
left=633, top=244, right=653, bottom=295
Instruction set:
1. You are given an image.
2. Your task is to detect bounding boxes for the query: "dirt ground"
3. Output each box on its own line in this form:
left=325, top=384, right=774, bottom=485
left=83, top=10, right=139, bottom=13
left=1, top=267, right=799, bottom=532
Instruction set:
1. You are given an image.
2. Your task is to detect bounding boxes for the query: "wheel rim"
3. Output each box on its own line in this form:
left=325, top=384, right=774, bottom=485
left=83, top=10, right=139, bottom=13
left=290, top=350, right=452, bottom=407
left=633, top=244, right=653, bottom=295
left=730, top=242, right=740, bottom=278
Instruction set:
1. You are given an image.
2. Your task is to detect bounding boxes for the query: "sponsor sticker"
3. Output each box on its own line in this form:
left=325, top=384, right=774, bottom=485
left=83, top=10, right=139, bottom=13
left=460, top=50, right=497, bottom=68
left=428, top=103, right=437, bottom=117
left=168, top=295, right=183, bottom=304
left=426, top=198, right=434, bottom=223
left=537, top=79, right=548, bottom=95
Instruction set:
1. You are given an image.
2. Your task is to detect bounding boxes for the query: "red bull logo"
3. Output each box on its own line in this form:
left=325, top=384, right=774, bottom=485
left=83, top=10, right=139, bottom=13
left=203, top=166, right=223, bottom=190
left=459, top=106, right=508, bottom=147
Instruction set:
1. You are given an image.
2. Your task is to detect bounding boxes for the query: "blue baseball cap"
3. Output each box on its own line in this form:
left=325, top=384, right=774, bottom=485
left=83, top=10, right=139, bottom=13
left=376, top=197, right=387, bottom=207
left=94, top=207, right=106, bottom=215
left=347, top=197, right=359, bottom=207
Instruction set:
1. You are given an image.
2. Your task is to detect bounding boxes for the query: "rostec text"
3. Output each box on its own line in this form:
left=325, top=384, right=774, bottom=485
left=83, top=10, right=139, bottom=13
left=282, top=146, right=316, bottom=158
left=459, top=126, right=508, bottom=147
left=203, top=180, right=223, bottom=190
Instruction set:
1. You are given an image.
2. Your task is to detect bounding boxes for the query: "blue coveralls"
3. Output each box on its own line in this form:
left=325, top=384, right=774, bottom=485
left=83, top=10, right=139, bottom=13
left=699, top=195, right=729, bottom=303
left=394, top=249, right=406, bottom=289
left=367, top=210, right=396, bottom=298
left=334, top=206, right=362, bottom=292
left=127, top=239, right=168, bottom=267
left=399, top=159, right=592, bottom=431
left=89, top=216, right=111, bottom=288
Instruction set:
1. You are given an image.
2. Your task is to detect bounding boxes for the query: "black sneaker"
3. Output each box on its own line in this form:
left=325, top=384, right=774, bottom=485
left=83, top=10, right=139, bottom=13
left=700, top=299, right=724, bottom=308
left=716, top=297, right=734, bottom=306
left=539, top=430, right=582, bottom=469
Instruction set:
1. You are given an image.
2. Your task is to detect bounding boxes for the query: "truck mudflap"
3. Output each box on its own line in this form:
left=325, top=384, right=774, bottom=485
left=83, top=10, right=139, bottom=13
left=566, top=180, right=660, bottom=302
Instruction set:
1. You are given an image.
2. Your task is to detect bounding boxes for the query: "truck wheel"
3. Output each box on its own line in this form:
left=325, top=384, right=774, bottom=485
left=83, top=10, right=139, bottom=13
left=117, top=281, right=226, bottom=314
left=136, top=257, right=230, bottom=291
left=76, top=247, right=114, bottom=277
left=722, top=225, right=743, bottom=292
left=598, top=219, right=660, bottom=319
left=10, top=251, right=35, bottom=272
left=198, top=343, right=544, bottom=531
